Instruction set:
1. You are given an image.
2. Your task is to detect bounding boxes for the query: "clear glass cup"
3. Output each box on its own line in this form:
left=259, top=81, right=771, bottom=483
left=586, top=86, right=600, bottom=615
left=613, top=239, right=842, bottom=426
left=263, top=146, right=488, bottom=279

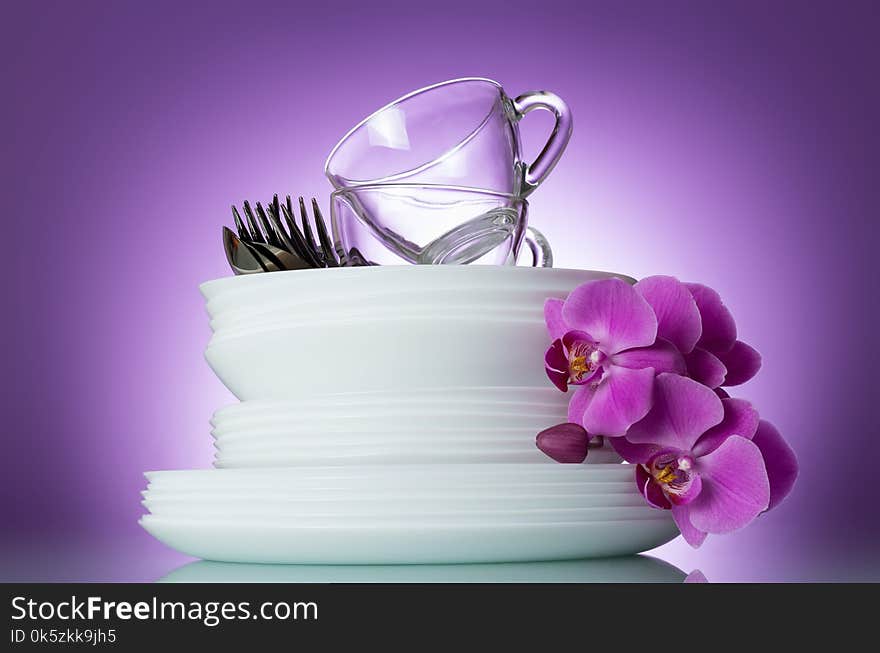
left=330, top=184, right=552, bottom=267
left=324, top=78, right=572, bottom=197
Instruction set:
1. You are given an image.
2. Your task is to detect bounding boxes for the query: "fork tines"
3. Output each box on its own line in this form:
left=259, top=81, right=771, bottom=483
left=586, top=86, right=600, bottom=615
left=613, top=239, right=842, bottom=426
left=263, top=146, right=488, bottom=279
left=230, top=194, right=338, bottom=269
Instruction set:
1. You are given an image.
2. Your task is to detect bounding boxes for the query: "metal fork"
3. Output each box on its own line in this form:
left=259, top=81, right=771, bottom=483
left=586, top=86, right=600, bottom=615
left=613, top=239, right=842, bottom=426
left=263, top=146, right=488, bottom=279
left=229, top=195, right=340, bottom=269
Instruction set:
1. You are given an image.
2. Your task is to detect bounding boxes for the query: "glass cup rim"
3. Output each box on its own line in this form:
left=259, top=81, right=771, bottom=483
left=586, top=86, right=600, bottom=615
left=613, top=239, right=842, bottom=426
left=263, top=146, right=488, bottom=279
left=323, top=77, right=506, bottom=179
left=330, top=183, right=527, bottom=204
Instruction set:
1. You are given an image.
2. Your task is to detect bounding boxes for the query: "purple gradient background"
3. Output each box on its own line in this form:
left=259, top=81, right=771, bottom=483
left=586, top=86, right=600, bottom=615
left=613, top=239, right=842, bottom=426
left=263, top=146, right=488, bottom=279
left=2, top=0, right=878, bottom=581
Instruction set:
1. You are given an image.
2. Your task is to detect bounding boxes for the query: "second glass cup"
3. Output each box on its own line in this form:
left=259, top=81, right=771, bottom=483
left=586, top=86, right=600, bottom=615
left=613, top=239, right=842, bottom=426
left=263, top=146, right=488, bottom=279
left=331, top=184, right=551, bottom=267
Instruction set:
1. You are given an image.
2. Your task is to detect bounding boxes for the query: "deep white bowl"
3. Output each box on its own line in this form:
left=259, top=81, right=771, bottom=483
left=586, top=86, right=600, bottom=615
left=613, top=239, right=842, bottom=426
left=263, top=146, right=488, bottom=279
left=209, top=317, right=549, bottom=400
left=201, top=267, right=631, bottom=399
left=200, top=266, right=632, bottom=317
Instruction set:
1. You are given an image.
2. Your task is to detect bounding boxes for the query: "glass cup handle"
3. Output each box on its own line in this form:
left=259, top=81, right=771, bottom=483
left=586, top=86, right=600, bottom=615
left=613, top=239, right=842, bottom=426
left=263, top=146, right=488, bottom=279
left=520, top=225, right=553, bottom=268
left=512, top=91, right=573, bottom=196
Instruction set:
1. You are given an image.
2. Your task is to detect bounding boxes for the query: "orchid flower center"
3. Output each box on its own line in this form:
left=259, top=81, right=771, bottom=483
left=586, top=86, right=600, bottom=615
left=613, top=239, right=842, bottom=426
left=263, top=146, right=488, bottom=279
left=566, top=339, right=603, bottom=385
left=644, top=452, right=699, bottom=505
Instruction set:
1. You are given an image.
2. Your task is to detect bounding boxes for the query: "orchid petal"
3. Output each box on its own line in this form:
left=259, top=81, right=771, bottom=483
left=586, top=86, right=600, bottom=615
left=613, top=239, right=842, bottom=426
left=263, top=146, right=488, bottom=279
left=692, top=398, right=760, bottom=457
left=635, top=275, right=702, bottom=354
left=751, top=420, right=798, bottom=511
left=688, top=436, right=770, bottom=533
left=626, top=373, right=724, bottom=452
left=668, top=470, right=702, bottom=506
left=544, top=340, right=569, bottom=392
left=685, top=347, right=728, bottom=388
left=581, top=366, right=655, bottom=437
left=686, top=282, right=737, bottom=353
left=637, top=464, right=672, bottom=509
left=717, top=340, right=762, bottom=386
left=562, top=330, right=598, bottom=350
left=544, top=298, right=568, bottom=341
left=566, top=384, right=593, bottom=425
left=610, top=436, right=662, bottom=465
left=612, top=337, right=686, bottom=375
left=672, top=506, right=708, bottom=548
left=562, top=278, right=657, bottom=355
left=536, top=423, right=589, bottom=463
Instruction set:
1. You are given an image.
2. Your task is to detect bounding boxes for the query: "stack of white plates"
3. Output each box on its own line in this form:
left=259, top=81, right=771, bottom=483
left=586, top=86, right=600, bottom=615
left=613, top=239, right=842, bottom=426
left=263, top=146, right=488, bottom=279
left=210, top=388, right=621, bottom=467
left=141, top=267, right=677, bottom=564
left=140, top=465, right=677, bottom=563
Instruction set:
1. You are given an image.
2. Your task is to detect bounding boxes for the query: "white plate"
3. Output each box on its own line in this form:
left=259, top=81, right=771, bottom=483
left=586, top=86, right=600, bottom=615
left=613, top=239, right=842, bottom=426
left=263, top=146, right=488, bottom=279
left=145, top=482, right=635, bottom=502
left=209, top=429, right=623, bottom=466
left=212, top=436, right=616, bottom=451
left=210, top=415, right=568, bottom=438
left=212, top=436, right=619, bottom=454
left=210, top=411, right=568, bottom=431
left=211, top=438, right=619, bottom=461
left=142, top=481, right=638, bottom=501
left=211, top=411, right=567, bottom=431
left=214, top=437, right=543, bottom=451
left=213, top=421, right=559, bottom=432
left=142, top=490, right=646, bottom=511
left=145, top=463, right=634, bottom=485
left=213, top=451, right=546, bottom=467
left=140, top=514, right=678, bottom=563
left=211, top=449, right=623, bottom=467
left=143, top=504, right=666, bottom=523
left=146, top=477, right=637, bottom=495
left=212, top=431, right=547, bottom=448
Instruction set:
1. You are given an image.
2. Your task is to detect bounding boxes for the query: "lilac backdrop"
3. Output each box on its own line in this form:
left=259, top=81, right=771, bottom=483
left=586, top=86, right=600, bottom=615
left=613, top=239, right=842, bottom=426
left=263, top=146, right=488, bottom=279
left=2, top=0, right=878, bottom=581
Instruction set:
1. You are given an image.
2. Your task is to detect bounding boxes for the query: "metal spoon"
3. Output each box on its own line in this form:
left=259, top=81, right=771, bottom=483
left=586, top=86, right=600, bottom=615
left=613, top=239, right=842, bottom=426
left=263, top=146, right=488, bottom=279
left=247, top=240, right=313, bottom=272
left=223, top=227, right=271, bottom=275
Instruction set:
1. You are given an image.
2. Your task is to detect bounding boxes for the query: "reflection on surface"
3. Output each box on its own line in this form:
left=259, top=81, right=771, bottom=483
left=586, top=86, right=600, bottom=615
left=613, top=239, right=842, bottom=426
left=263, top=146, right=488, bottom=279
left=159, top=555, right=688, bottom=583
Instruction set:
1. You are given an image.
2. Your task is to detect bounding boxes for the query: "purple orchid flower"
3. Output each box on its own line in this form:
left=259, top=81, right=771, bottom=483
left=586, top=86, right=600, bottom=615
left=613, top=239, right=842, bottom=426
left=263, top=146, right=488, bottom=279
left=611, top=373, right=784, bottom=547
left=544, top=278, right=685, bottom=437
left=635, top=276, right=762, bottom=389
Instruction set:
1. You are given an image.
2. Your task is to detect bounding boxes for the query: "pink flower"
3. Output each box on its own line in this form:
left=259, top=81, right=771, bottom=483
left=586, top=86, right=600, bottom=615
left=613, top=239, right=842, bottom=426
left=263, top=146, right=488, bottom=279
left=538, top=275, right=795, bottom=547
left=544, top=278, right=685, bottom=437
left=612, top=373, right=797, bottom=547
left=636, top=276, right=761, bottom=388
